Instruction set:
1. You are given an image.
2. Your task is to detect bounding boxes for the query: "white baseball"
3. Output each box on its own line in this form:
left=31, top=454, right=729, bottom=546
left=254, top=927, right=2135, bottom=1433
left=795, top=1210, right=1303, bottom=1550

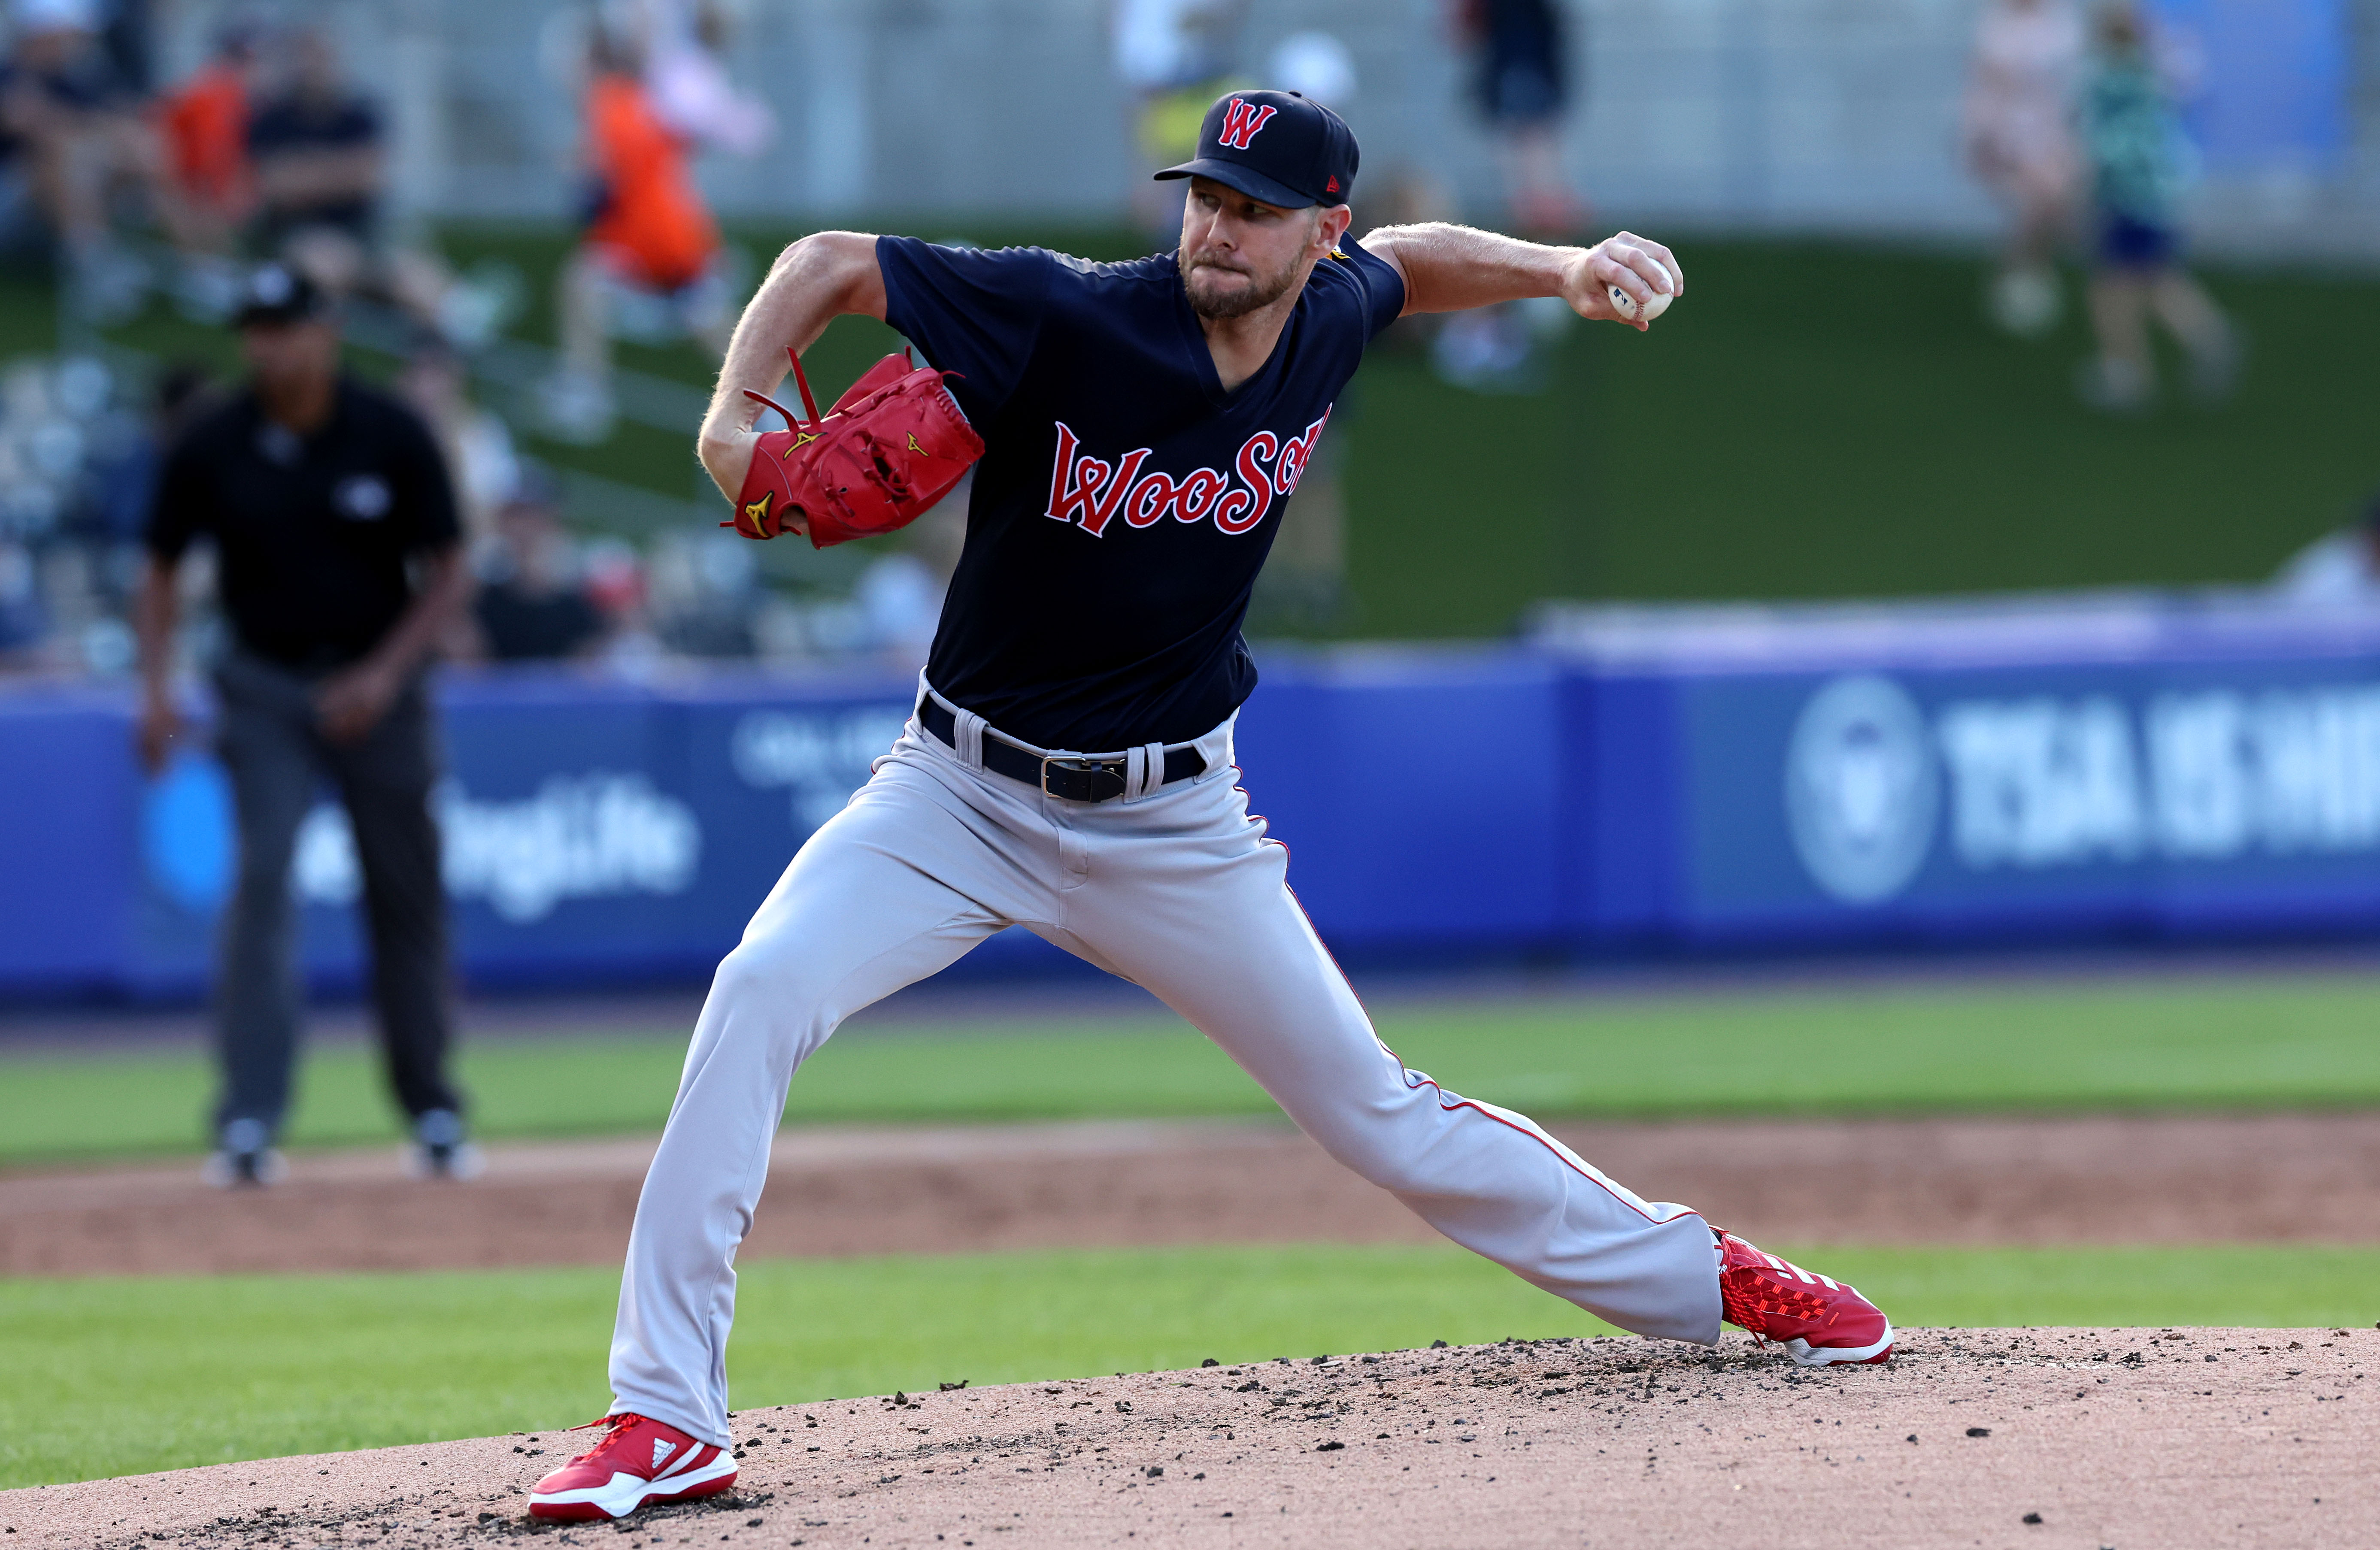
left=1607, top=282, right=1673, bottom=324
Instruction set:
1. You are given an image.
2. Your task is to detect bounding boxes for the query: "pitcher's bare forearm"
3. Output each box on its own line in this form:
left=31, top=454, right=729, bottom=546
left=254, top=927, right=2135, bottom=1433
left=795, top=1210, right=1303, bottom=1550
left=1359, top=222, right=1682, bottom=328
left=698, top=232, right=887, bottom=498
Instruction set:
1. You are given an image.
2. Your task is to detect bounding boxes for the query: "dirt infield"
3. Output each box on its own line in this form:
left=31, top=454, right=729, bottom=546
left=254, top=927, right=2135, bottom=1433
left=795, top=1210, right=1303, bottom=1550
left=6, top=1111, right=2380, bottom=1278
left=6, top=1328, right=2370, bottom=1549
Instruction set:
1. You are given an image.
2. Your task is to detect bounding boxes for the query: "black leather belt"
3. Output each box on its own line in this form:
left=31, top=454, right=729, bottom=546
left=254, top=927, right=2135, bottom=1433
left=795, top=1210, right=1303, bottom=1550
left=919, top=697, right=1206, bottom=802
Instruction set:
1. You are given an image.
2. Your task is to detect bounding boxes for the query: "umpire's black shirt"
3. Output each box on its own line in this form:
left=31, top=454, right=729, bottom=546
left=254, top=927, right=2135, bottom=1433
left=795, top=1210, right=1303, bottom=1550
left=147, top=378, right=461, bottom=672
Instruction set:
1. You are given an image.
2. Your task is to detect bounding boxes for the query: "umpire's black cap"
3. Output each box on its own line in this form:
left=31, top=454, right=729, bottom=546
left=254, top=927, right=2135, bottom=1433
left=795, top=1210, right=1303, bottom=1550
left=233, top=263, right=330, bottom=328
left=1154, top=89, right=1359, bottom=210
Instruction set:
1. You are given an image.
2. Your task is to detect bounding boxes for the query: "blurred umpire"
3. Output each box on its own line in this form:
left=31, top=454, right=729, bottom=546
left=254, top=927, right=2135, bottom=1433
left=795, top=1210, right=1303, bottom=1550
left=133, top=263, right=479, bottom=1186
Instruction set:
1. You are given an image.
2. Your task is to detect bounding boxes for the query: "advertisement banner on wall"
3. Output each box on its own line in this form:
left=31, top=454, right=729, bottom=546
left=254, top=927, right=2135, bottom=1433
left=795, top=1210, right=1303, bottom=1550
left=120, top=675, right=925, bottom=996
left=1681, top=660, right=2380, bottom=938
left=15, top=623, right=2380, bottom=1001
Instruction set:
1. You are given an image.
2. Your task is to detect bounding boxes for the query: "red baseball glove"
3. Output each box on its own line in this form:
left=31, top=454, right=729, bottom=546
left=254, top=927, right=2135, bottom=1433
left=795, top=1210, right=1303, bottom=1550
left=726, top=348, right=985, bottom=548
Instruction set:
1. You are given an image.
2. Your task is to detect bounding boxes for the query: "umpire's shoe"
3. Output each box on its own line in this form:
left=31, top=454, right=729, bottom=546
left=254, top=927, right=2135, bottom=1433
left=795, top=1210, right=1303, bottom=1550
left=528, top=1413, right=738, bottom=1520
left=406, top=1108, right=485, bottom=1181
left=1714, top=1228, right=1896, bottom=1365
left=201, top=1118, right=287, bottom=1189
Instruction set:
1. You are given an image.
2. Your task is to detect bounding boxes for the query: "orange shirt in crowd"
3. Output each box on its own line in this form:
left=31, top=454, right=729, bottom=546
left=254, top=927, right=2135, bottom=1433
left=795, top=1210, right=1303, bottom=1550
left=585, top=71, right=719, bottom=292
left=156, top=61, right=253, bottom=212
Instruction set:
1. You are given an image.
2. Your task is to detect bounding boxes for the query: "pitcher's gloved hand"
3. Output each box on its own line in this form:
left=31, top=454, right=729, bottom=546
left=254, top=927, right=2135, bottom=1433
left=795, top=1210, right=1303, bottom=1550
left=727, top=348, right=985, bottom=548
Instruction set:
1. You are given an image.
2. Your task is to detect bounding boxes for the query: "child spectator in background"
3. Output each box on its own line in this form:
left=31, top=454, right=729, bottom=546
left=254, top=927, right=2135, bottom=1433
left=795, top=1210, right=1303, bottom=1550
left=2074, top=2, right=2235, bottom=413
left=1962, top=0, right=2083, bottom=336
left=152, top=23, right=256, bottom=321
left=540, top=22, right=734, bottom=443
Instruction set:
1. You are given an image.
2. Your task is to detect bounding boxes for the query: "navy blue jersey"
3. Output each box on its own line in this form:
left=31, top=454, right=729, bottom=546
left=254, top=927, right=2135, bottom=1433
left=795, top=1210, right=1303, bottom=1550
left=878, top=233, right=1404, bottom=752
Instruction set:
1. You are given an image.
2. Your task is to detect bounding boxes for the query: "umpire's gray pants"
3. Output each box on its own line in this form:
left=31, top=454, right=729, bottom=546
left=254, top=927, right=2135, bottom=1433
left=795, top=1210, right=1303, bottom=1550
left=211, top=650, right=461, bottom=1141
left=608, top=702, right=1722, bottom=1447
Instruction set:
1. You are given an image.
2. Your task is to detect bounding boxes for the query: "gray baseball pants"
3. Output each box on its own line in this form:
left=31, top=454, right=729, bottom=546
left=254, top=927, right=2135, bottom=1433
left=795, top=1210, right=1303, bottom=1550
left=609, top=698, right=1722, bottom=1445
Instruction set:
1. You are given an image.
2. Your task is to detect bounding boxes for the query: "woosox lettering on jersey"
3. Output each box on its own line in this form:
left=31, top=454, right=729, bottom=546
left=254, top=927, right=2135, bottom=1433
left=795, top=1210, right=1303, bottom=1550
left=874, top=233, right=1403, bottom=745
left=1044, top=409, right=1333, bottom=538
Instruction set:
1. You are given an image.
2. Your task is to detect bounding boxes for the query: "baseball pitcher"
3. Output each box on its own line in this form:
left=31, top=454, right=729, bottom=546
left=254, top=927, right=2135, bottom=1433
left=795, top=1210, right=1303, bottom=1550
left=528, top=90, right=1894, bottom=1523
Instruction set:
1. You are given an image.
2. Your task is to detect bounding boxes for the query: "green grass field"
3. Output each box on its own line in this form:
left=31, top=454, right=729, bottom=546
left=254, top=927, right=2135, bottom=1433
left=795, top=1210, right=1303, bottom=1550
left=6, top=971, right=2378, bottom=1166
left=7, top=229, right=2375, bottom=635
left=6, top=971, right=2375, bottom=1491
left=9, top=969, right=2371, bottom=1490
left=3, top=1241, right=2372, bottom=1490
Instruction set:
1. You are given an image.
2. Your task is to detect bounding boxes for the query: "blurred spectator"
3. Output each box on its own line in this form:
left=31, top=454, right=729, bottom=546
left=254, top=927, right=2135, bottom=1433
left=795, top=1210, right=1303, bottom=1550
left=540, top=22, right=734, bottom=444
left=246, top=28, right=510, bottom=349
left=858, top=480, right=969, bottom=670
left=395, top=338, right=519, bottom=548
left=1431, top=293, right=1575, bottom=394
left=1961, top=0, right=2084, bottom=337
left=634, top=0, right=774, bottom=156
left=151, top=22, right=258, bottom=320
left=577, top=533, right=657, bottom=672
left=2073, top=3, right=2235, bottom=413
left=1364, top=165, right=1458, bottom=361
left=1268, top=31, right=1355, bottom=109
left=849, top=551, right=941, bottom=671
left=133, top=262, right=477, bottom=1188
left=470, top=463, right=605, bottom=662
left=93, top=0, right=144, bottom=91
left=1459, top=0, right=1584, bottom=236
left=1113, top=0, right=1247, bottom=235
left=246, top=27, right=381, bottom=290
left=0, top=534, right=46, bottom=666
left=2273, top=500, right=2380, bottom=607
left=0, top=0, right=161, bottom=324
left=649, top=528, right=757, bottom=659
left=82, top=356, right=213, bottom=552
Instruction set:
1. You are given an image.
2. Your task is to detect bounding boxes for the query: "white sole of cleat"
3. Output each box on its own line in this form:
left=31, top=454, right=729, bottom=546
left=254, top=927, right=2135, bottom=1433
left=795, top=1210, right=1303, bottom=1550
left=1783, top=1321, right=1895, bottom=1366
left=528, top=1454, right=739, bottom=1520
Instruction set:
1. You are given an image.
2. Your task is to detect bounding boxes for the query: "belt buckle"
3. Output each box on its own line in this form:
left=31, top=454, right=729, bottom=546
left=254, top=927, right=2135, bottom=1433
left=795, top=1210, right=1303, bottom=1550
left=1041, top=754, right=1121, bottom=802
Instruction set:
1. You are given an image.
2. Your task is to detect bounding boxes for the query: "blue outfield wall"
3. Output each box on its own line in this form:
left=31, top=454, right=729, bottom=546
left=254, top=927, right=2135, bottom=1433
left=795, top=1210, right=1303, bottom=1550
left=6, top=601, right=2380, bottom=1000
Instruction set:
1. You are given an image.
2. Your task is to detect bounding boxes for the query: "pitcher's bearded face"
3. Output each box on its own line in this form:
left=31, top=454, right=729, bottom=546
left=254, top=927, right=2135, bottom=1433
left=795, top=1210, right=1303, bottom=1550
left=1178, top=179, right=1322, bottom=320
left=1180, top=244, right=1304, bottom=319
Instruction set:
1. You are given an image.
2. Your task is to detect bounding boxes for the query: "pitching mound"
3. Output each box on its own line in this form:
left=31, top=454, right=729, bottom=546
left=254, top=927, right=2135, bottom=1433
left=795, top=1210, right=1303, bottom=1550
left=8, top=1328, right=2369, bottom=1549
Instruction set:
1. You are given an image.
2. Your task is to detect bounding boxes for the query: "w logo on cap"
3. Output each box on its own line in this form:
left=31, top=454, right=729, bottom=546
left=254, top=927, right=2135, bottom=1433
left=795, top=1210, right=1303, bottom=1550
left=1216, top=97, right=1277, bottom=150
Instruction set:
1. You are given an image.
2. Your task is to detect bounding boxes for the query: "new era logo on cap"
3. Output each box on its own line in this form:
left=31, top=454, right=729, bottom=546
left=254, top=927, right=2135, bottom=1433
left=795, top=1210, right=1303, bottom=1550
left=1153, top=88, right=1360, bottom=209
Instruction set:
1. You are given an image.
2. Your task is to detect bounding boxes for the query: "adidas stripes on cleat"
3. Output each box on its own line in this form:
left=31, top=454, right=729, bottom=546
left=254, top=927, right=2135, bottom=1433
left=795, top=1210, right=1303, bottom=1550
left=1714, top=1228, right=1895, bottom=1366
left=527, top=1413, right=737, bottom=1521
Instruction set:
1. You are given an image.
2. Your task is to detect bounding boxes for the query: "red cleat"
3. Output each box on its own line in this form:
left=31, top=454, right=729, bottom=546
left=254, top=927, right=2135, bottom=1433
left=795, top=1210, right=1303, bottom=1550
left=527, top=1413, right=737, bottom=1521
left=1715, top=1229, right=1895, bottom=1366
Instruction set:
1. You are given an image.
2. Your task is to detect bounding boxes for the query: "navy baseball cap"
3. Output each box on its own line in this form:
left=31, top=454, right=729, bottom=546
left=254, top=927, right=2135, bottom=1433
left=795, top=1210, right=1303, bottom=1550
left=1154, top=89, right=1359, bottom=209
